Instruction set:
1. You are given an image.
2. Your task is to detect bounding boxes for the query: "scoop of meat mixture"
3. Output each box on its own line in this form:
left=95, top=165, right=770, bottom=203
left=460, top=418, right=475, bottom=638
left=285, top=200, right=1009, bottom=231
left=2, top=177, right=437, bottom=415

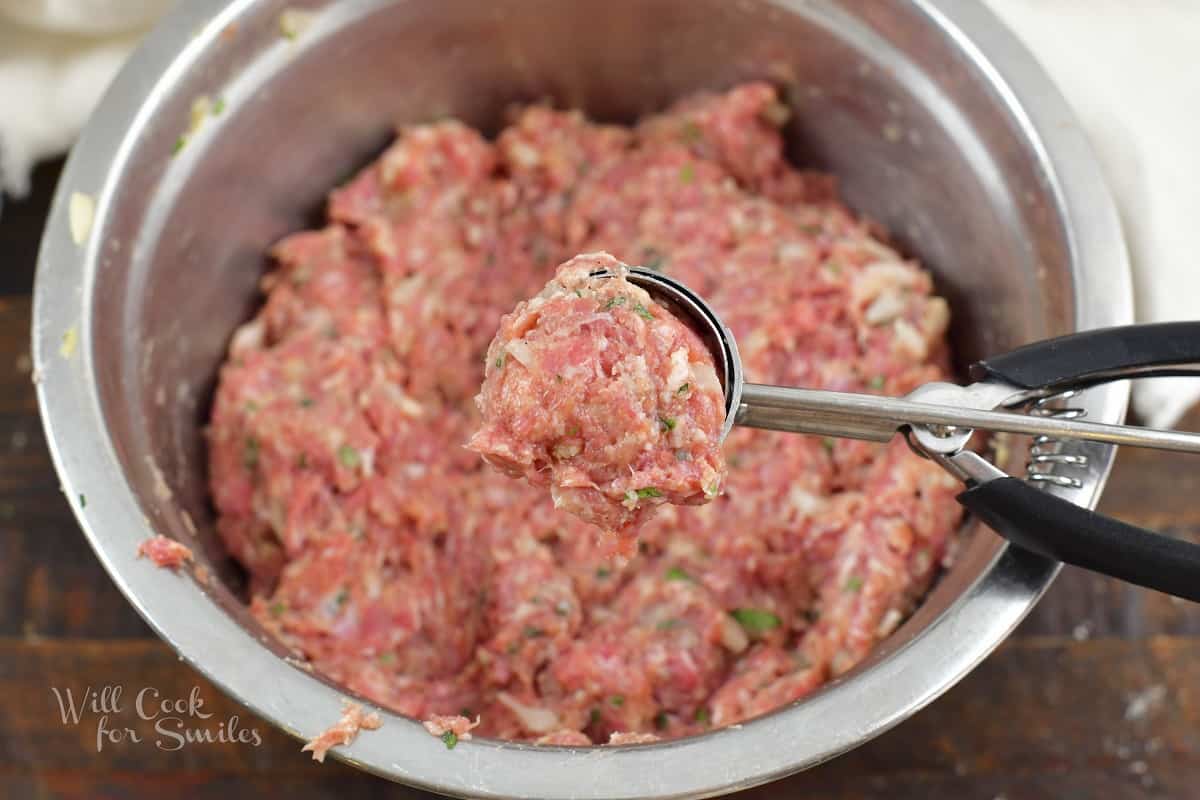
left=468, top=252, right=727, bottom=542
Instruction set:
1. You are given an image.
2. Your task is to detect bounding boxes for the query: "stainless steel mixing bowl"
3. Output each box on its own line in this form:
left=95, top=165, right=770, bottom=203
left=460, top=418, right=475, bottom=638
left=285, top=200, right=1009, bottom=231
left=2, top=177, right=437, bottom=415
left=33, top=1, right=1130, bottom=796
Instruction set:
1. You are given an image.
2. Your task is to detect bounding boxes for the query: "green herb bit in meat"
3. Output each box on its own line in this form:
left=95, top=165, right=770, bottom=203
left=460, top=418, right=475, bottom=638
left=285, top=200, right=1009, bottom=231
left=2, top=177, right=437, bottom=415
left=680, top=120, right=703, bottom=143
left=242, top=437, right=260, bottom=470
left=730, top=608, right=781, bottom=635
left=337, top=444, right=360, bottom=469
left=441, top=731, right=458, bottom=750
left=664, top=566, right=693, bottom=582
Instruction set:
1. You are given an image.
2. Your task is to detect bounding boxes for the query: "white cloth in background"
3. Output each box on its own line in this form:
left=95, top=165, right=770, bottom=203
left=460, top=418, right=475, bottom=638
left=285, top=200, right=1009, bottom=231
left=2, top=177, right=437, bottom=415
left=983, top=1, right=1200, bottom=427
left=2, top=1, right=1197, bottom=424
left=0, top=0, right=170, bottom=196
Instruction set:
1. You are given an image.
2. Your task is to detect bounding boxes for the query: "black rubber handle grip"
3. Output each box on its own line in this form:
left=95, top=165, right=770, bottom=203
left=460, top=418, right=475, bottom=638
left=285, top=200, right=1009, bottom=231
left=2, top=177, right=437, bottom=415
left=959, top=477, right=1200, bottom=602
left=970, top=322, right=1200, bottom=390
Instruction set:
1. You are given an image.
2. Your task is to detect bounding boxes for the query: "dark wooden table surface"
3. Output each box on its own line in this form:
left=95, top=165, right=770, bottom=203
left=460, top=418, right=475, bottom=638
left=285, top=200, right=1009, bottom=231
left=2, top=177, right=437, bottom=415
left=3, top=162, right=1198, bottom=800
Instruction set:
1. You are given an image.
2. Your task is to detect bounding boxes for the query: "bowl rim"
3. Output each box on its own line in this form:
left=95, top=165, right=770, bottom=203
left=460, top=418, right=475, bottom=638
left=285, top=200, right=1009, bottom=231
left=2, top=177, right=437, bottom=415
left=32, top=0, right=1131, bottom=797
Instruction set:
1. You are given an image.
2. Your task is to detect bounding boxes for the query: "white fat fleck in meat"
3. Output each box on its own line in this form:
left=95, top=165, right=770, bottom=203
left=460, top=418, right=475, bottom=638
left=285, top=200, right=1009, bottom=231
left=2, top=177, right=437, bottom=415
left=777, top=241, right=813, bottom=263
left=921, top=296, right=951, bottom=338
left=504, top=339, right=536, bottom=368
left=496, top=692, right=560, bottom=734
left=689, top=361, right=721, bottom=400
left=230, top=319, right=265, bottom=355
left=852, top=261, right=921, bottom=308
left=359, top=447, right=376, bottom=478
left=786, top=487, right=827, bottom=519
left=876, top=608, right=904, bottom=638
left=891, top=318, right=927, bottom=360
left=864, top=291, right=907, bottom=326
left=719, top=615, right=750, bottom=653
left=507, top=140, right=541, bottom=169
left=553, top=441, right=582, bottom=459
left=665, top=348, right=691, bottom=398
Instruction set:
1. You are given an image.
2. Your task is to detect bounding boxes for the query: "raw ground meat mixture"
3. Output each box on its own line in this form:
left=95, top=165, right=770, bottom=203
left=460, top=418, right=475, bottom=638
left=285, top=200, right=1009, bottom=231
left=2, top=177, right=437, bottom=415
left=468, top=252, right=727, bottom=543
left=208, top=82, right=963, bottom=744
left=137, top=535, right=194, bottom=570
left=301, top=700, right=382, bottom=762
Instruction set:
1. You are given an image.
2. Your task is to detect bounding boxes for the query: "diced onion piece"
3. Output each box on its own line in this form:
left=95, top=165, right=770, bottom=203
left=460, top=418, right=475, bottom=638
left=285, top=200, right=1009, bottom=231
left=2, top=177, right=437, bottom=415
left=504, top=339, right=536, bottom=369
left=496, top=692, right=560, bottom=734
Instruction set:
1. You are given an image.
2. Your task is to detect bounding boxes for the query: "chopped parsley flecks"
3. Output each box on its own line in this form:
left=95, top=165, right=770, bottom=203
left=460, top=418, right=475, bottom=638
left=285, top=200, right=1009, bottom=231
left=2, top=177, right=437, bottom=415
left=679, top=163, right=695, bottom=184
left=730, top=607, right=781, bottom=635
left=844, top=575, right=864, bottom=593
left=659, top=416, right=677, bottom=431
left=243, top=437, right=260, bottom=470
left=664, top=566, right=693, bottom=582
left=337, top=444, right=360, bottom=469
left=636, top=487, right=663, bottom=499
left=441, top=730, right=459, bottom=750
left=633, top=303, right=654, bottom=321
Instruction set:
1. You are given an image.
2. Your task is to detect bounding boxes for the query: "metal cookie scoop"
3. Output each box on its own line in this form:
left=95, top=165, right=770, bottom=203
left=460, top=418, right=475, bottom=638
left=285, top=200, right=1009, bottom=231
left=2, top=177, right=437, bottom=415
left=625, top=267, right=1200, bottom=603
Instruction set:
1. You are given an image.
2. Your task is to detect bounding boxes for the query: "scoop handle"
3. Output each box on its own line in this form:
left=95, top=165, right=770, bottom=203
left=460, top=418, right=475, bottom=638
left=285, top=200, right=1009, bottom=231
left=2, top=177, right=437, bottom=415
left=959, top=476, right=1200, bottom=602
left=970, top=322, right=1200, bottom=391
